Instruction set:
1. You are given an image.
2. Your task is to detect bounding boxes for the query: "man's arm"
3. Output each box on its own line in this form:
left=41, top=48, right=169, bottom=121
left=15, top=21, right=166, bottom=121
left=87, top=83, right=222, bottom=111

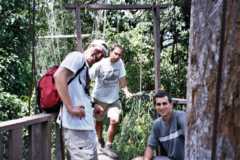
left=119, top=76, right=132, bottom=98
left=54, top=67, right=85, bottom=118
left=143, top=146, right=154, bottom=160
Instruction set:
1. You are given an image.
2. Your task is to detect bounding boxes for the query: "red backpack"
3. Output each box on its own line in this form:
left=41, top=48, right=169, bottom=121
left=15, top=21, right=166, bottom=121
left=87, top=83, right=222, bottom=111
left=37, top=63, right=86, bottom=113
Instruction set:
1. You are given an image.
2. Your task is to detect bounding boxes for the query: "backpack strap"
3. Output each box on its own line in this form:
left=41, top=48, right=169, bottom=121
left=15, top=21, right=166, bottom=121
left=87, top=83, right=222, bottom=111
left=67, top=62, right=86, bottom=85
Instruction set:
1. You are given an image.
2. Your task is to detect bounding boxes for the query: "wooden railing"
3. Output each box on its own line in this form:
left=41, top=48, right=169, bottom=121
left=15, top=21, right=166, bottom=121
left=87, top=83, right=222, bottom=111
left=172, top=98, right=188, bottom=105
left=0, top=113, right=61, bottom=160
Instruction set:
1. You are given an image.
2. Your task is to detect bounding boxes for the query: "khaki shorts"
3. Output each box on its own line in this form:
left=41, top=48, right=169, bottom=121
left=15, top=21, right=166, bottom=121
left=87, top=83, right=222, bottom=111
left=63, top=128, right=98, bottom=160
left=94, top=98, right=122, bottom=122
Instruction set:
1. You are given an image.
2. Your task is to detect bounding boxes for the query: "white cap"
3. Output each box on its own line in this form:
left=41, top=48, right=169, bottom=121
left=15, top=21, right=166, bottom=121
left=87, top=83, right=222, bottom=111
left=90, top=39, right=108, bottom=56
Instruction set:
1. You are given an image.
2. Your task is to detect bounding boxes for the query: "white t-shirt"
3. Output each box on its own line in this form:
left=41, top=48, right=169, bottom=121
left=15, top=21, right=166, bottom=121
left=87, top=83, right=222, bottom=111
left=89, top=57, right=126, bottom=104
left=57, top=51, right=95, bottom=130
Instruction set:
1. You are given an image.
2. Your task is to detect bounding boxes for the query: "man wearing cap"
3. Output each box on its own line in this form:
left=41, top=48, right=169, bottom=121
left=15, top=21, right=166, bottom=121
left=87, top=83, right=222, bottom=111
left=89, top=43, right=132, bottom=158
left=54, top=39, right=108, bottom=160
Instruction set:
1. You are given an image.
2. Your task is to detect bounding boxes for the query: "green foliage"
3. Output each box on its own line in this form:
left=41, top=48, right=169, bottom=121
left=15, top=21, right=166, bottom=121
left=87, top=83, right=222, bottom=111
left=0, top=92, right=31, bottom=160
left=35, top=0, right=190, bottom=97
left=0, top=0, right=32, bottom=96
left=105, top=19, right=155, bottom=92
left=114, top=98, right=154, bottom=159
left=160, top=45, right=188, bottom=97
left=0, top=49, right=32, bottom=96
left=0, top=0, right=191, bottom=158
left=0, top=92, right=29, bottom=121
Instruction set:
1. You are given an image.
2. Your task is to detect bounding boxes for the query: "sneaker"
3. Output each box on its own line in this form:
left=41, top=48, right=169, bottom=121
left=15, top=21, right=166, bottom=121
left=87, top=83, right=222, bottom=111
left=98, top=138, right=105, bottom=148
left=102, top=144, right=118, bottom=159
left=105, top=143, right=112, bottom=149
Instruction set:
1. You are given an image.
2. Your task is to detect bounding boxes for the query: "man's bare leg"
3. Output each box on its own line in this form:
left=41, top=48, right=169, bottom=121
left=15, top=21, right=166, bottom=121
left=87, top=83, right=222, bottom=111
left=96, top=121, right=105, bottom=147
left=107, top=119, right=118, bottom=145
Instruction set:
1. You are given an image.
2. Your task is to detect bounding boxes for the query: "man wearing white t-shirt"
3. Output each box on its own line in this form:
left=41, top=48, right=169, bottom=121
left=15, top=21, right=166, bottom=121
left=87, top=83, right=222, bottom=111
left=54, top=39, right=108, bottom=160
left=89, top=44, right=132, bottom=158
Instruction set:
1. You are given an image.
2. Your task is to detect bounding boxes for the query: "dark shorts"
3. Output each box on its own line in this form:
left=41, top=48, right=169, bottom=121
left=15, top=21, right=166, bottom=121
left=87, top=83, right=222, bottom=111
left=94, top=98, right=122, bottom=122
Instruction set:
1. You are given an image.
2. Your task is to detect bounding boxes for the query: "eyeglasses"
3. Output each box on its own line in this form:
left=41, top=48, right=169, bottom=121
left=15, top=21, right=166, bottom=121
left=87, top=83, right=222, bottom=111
left=156, top=102, right=168, bottom=106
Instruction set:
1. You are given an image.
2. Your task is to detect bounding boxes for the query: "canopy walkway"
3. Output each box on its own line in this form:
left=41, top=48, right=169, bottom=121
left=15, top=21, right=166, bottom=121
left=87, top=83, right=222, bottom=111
left=0, top=97, right=186, bottom=160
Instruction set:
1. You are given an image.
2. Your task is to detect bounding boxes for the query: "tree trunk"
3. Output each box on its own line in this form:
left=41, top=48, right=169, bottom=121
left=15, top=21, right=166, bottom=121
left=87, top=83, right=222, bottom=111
left=186, top=0, right=240, bottom=159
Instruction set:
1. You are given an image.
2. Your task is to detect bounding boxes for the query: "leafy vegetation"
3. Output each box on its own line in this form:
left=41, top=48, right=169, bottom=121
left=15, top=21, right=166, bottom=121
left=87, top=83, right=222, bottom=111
left=115, top=97, right=154, bottom=159
left=0, top=0, right=32, bottom=97
left=0, top=92, right=28, bottom=121
left=0, top=0, right=190, bottom=159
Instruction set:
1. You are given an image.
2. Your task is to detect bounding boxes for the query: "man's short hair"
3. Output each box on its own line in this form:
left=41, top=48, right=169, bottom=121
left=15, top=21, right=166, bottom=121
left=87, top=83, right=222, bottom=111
left=154, top=90, right=172, bottom=104
left=110, top=43, right=124, bottom=53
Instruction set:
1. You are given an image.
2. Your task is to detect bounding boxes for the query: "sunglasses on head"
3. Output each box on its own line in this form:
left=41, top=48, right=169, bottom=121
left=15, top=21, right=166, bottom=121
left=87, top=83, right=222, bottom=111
left=94, top=48, right=104, bottom=54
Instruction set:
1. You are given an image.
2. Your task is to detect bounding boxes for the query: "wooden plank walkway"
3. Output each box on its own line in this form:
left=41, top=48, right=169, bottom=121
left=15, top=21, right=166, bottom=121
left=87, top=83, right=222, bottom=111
left=98, top=153, right=118, bottom=160
left=98, top=148, right=119, bottom=160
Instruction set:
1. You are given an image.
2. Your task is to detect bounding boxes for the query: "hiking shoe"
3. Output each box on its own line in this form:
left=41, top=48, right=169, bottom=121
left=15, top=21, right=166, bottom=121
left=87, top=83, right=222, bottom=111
left=98, top=138, right=105, bottom=148
left=102, top=144, right=118, bottom=159
left=105, top=143, right=112, bottom=149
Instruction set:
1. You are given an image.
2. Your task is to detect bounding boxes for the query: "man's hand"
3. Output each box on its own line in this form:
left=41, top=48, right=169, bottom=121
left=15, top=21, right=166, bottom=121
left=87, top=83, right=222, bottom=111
left=122, top=87, right=133, bottom=98
left=143, top=146, right=153, bottom=160
left=125, top=90, right=133, bottom=98
left=69, top=106, right=85, bottom=119
left=119, top=77, right=132, bottom=98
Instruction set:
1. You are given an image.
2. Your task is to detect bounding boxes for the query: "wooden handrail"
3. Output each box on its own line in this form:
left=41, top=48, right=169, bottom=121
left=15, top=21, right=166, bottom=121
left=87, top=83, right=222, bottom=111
left=172, top=98, right=188, bottom=105
left=65, top=3, right=170, bottom=10
left=0, top=113, right=59, bottom=160
left=0, top=113, right=56, bottom=131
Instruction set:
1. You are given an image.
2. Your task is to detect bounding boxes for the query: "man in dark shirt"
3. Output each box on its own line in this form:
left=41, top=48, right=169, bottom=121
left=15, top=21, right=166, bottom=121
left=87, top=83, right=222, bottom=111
left=144, top=90, right=186, bottom=160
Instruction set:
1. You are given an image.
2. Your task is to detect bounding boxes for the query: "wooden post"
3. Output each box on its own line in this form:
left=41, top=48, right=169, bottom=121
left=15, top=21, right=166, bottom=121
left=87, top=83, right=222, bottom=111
left=8, top=129, right=22, bottom=160
left=30, top=124, right=43, bottom=160
left=0, top=131, right=3, bottom=159
left=75, top=6, right=83, bottom=52
left=42, top=122, right=52, bottom=160
left=56, top=124, right=65, bottom=160
left=153, top=5, right=161, bottom=92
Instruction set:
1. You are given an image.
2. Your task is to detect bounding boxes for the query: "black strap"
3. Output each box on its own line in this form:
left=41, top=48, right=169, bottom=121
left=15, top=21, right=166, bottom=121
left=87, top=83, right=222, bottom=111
left=81, top=66, right=90, bottom=95
left=67, top=62, right=86, bottom=85
left=74, top=63, right=90, bottom=95
left=60, top=106, right=65, bottom=160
